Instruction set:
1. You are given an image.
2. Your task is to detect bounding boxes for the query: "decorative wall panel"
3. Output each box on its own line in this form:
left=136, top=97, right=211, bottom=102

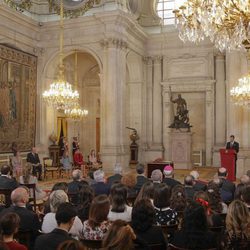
left=0, top=44, right=37, bottom=152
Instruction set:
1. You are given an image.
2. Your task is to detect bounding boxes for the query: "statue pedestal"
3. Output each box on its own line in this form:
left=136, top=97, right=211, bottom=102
left=130, top=143, right=138, bottom=164
left=170, top=130, right=193, bottom=169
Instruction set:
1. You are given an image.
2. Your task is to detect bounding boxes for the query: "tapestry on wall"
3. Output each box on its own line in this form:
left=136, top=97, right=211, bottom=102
left=0, top=44, right=37, bottom=153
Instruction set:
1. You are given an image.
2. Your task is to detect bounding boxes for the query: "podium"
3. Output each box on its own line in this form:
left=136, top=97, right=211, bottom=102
left=219, top=149, right=236, bottom=181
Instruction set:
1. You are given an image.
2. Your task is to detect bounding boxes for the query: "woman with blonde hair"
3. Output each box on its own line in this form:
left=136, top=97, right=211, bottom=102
left=224, top=200, right=250, bottom=249
left=19, top=163, right=47, bottom=200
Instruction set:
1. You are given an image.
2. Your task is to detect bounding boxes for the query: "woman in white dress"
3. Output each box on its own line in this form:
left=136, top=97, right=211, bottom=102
left=19, top=163, right=47, bottom=200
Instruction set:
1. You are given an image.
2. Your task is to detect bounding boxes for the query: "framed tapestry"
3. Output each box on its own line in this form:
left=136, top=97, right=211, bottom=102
left=0, top=44, right=37, bottom=153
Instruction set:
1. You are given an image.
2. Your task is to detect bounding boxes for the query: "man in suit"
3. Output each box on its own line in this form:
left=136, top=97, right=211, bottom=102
left=91, top=170, right=110, bottom=196
left=0, top=187, right=40, bottom=245
left=0, top=165, right=18, bottom=190
left=34, top=203, right=76, bottom=250
left=217, top=167, right=236, bottom=202
left=184, top=175, right=195, bottom=200
left=107, top=163, right=123, bottom=186
left=27, top=147, right=42, bottom=180
left=134, top=164, right=148, bottom=192
left=226, top=135, right=239, bottom=175
left=190, top=170, right=207, bottom=191
left=162, top=165, right=181, bottom=189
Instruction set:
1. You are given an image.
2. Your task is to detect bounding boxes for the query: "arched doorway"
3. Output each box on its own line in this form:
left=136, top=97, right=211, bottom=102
left=62, top=52, right=101, bottom=160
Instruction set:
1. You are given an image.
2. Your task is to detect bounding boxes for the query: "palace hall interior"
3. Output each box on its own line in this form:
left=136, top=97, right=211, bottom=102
left=0, top=0, right=250, bottom=250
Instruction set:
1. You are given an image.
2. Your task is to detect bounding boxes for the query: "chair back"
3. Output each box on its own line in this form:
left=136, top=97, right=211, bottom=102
left=68, top=192, right=79, bottom=206
left=0, top=189, right=12, bottom=207
left=161, top=222, right=178, bottom=240
left=80, top=239, right=102, bottom=249
left=20, top=183, right=37, bottom=211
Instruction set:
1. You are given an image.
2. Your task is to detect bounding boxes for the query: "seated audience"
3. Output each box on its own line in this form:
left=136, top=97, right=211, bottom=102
left=240, top=174, right=250, bottom=185
left=121, top=173, right=137, bottom=199
left=134, top=164, right=148, bottom=192
left=131, top=199, right=166, bottom=249
left=42, top=190, right=83, bottom=237
left=0, top=165, right=18, bottom=190
left=154, top=183, right=177, bottom=225
left=85, top=170, right=96, bottom=186
left=102, top=220, right=148, bottom=250
left=60, top=150, right=72, bottom=177
left=207, top=181, right=227, bottom=213
left=0, top=212, right=27, bottom=250
left=81, top=195, right=111, bottom=240
left=11, top=150, right=23, bottom=179
left=224, top=200, right=250, bottom=249
left=26, top=147, right=42, bottom=181
left=108, top=183, right=132, bottom=222
left=241, top=185, right=250, bottom=210
left=134, top=182, right=155, bottom=205
left=76, top=185, right=94, bottom=222
left=35, top=203, right=76, bottom=250
left=247, top=170, right=250, bottom=178
left=190, top=170, right=207, bottom=191
left=107, top=163, right=122, bottom=186
left=19, top=163, right=47, bottom=200
left=73, top=148, right=84, bottom=168
left=57, top=240, right=85, bottom=250
left=170, top=185, right=187, bottom=212
left=194, top=191, right=223, bottom=227
left=217, top=167, right=235, bottom=202
left=88, top=149, right=98, bottom=165
left=91, top=170, right=110, bottom=196
left=151, top=169, right=163, bottom=187
left=184, top=175, right=195, bottom=200
left=171, top=201, right=217, bottom=249
left=162, top=165, right=181, bottom=189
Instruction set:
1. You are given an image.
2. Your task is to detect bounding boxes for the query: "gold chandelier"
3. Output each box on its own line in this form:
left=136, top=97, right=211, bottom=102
left=65, top=51, right=89, bottom=120
left=42, top=0, right=79, bottom=110
left=173, top=0, right=250, bottom=51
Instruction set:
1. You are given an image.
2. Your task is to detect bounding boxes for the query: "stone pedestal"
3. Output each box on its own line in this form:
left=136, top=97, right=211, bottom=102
left=170, top=131, right=193, bottom=169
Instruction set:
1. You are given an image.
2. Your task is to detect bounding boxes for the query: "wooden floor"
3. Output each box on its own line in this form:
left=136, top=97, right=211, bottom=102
left=39, top=166, right=221, bottom=191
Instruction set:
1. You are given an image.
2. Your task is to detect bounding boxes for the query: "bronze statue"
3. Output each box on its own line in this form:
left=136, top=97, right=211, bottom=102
left=169, top=93, right=192, bottom=130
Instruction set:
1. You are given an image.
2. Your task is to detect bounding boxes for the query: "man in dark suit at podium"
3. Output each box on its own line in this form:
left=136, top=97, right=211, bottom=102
left=226, top=135, right=239, bottom=174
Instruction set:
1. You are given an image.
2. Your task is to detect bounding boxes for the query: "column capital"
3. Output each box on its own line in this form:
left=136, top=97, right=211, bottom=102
left=215, top=52, right=225, bottom=60
left=152, top=56, right=163, bottom=64
left=143, top=56, right=153, bottom=65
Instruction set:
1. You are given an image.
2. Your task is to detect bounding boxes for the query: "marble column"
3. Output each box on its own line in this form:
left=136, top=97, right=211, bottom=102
left=152, top=56, right=163, bottom=150
left=145, top=57, right=153, bottom=148
left=215, top=53, right=226, bottom=146
left=100, top=38, right=128, bottom=171
left=162, top=84, right=172, bottom=160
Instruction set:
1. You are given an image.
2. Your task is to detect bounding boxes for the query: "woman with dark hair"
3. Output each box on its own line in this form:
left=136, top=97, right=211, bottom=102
left=77, top=185, right=94, bottom=222
left=131, top=199, right=166, bottom=249
left=207, top=181, right=227, bottom=214
left=154, top=183, right=177, bottom=225
left=108, top=183, right=132, bottom=222
left=0, top=212, right=27, bottom=250
left=81, top=195, right=111, bottom=240
left=234, top=183, right=246, bottom=200
left=194, top=191, right=223, bottom=227
left=134, top=182, right=154, bottom=205
left=224, top=200, right=250, bottom=249
left=171, top=201, right=217, bottom=249
left=121, top=174, right=137, bottom=199
left=170, top=184, right=186, bottom=212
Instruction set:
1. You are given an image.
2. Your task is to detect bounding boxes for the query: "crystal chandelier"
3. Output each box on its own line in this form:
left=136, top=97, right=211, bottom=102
left=42, top=0, right=79, bottom=110
left=65, top=51, right=89, bottom=120
left=230, top=74, right=250, bottom=107
left=173, top=0, right=250, bottom=51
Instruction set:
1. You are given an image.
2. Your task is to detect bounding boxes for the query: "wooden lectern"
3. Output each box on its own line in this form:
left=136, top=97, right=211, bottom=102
left=219, top=149, right=236, bottom=181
